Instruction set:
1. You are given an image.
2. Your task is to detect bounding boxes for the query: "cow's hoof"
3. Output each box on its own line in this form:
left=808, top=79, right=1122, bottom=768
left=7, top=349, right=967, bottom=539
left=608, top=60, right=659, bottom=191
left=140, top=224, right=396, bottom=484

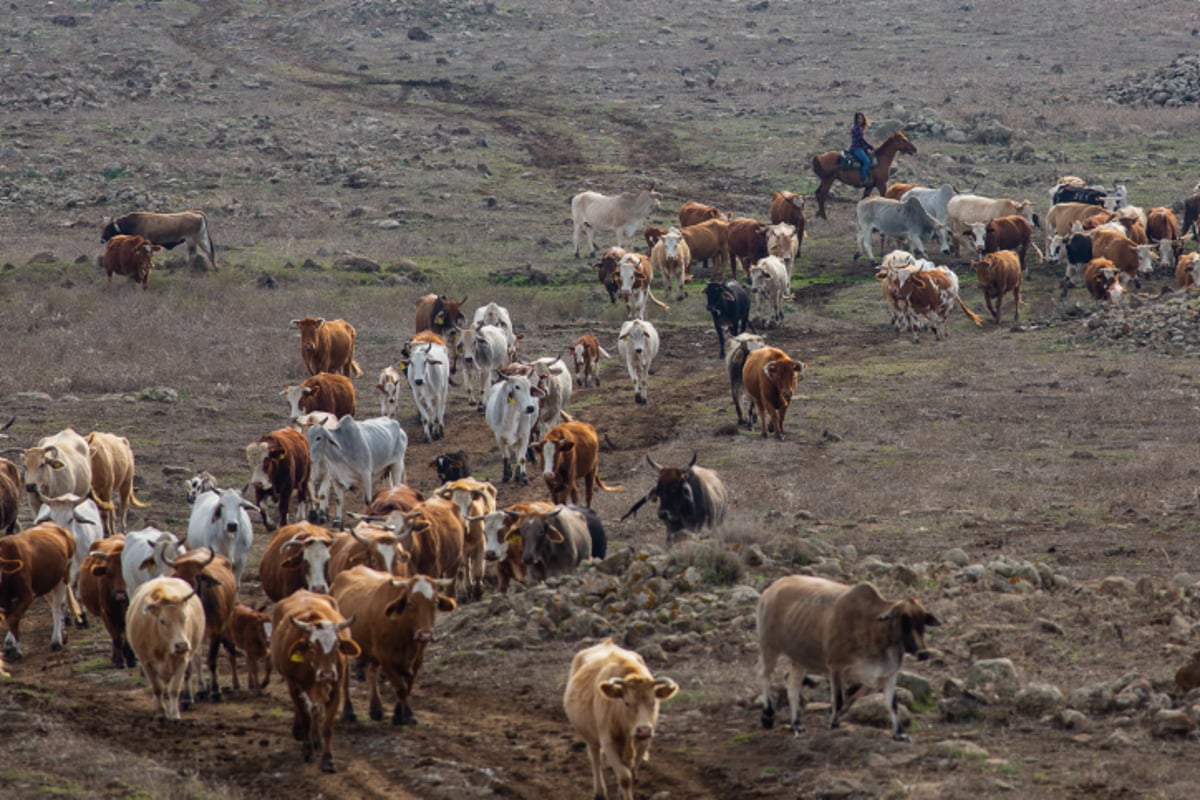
left=790, top=722, right=807, bottom=736
left=319, top=756, right=337, bottom=774
left=51, top=641, right=64, bottom=652
left=761, top=708, right=775, bottom=729
left=369, top=707, right=384, bottom=722
left=893, top=732, right=912, bottom=743
left=342, top=708, right=357, bottom=723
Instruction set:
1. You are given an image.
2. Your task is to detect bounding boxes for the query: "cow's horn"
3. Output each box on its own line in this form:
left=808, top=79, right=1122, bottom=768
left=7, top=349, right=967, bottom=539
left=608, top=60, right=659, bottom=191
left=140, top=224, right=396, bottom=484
left=686, top=452, right=698, bottom=469
left=289, top=615, right=315, bottom=633
left=646, top=455, right=661, bottom=471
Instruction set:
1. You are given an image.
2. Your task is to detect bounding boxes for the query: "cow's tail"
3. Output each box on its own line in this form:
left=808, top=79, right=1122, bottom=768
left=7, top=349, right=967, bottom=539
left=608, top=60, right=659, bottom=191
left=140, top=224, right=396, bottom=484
left=597, top=346, right=612, bottom=360
left=129, top=490, right=150, bottom=509
left=1029, top=242, right=1045, bottom=262
left=596, top=477, right=625, bottom=493
left=199, top=212, right=217, bottom=271
left=90, top=493, right=117, bottom=513
left=350, top=359, right=364, bottom=377
left=956, top=297, right=984, bottom=327
left=647, top=290, right=670, bottom=311
left=559, top=409, right=575, bottom=423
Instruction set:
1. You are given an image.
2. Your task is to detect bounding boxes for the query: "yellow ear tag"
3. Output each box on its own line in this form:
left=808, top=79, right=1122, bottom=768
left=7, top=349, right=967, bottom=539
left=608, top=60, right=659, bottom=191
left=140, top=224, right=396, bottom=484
left=507, top=396, right=515, bottom=405
left=290, top=652, right=305, bottom=663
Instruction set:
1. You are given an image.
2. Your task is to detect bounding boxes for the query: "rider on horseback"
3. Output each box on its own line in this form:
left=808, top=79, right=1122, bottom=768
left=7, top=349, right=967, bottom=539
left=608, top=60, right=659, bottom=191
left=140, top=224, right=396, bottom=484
left=849, top=111, right=874, bottom=185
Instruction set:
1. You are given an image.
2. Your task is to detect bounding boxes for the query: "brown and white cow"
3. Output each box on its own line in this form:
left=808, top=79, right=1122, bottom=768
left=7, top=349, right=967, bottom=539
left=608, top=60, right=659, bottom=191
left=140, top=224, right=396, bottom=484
left=85, top=431, right=148, bottom=537
left=259, top=522, right=335, bottom=601
left=327, top=522, right=411, bottom=582
left=103, top=234, right=161, bottom=290
left=593, top=246, right=627, bottom=306
left=282, top=373, right=356, bottom=421
left=0, top=457, right=21, bottom=535
left=768, top=191, right=807, bottom=259
left=228, top=602, right=272, bottom=693
left=0, top=522, right=76, bottom=658
left=1176, top=252, right=1200, bottom=289
left=649, top=227, right=692, bottom=301
left=245, top=428, right=311, bottom=532
left=165, top=548, right=238, bottom=703
left=971, top=250, right=1023, bottom=324
left=1084, top=257, right=1126, bottom=305
left=617, top=252, right=669, bottom=320
left=757, top=575, right=939, bottom=741
left=392, top=497, right=466, bottom=598
left=532, top=421, right=623, bottom=508
left=743, top=346, right=805, bottom=441
left=472, top=501, right=554, bottom=593
left=567, top=334, right=611, bottom=389
left=1146, top=206, right=1182, bottom=271
left=22, top=428, right=92, bottom=516
left=364, top=483, right=424, bottom=517
left=875, top=259, right=983, bottom=343
left=435, top=478, right=497, bottom=602
left=1085, top=227, right=1155, bottom=288
left=563, top=639, right=678, bottom=800
left=290, top=317, right=363, bottom=378
left=125, top=576, right=205, bottom=721
left=270, top=589, right=359, bottom=773
left=332, top=568, right=455, bottom=726
left=78, top=535, right=135, bottom=668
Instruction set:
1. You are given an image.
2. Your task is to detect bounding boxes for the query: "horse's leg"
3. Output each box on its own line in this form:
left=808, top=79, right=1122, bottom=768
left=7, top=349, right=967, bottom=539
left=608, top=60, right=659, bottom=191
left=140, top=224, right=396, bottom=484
left=815, top=179, right=833, bottom=219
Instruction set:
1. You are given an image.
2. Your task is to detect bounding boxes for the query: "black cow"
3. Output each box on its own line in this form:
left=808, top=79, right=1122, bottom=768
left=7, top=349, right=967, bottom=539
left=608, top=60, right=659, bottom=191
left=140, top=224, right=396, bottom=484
left=704, top=280, right=755, bottom=359
left=622, top=454, right=728, bottom=545
left=429, top=451, right=472, bottom=483
left=1052, top=185, right=1109, bottom=207
left=1059, top=232, right=1095, bottom=297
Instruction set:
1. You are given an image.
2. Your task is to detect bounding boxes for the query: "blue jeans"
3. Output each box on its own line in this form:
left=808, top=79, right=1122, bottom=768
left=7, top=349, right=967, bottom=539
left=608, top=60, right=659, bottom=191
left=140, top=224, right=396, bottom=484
left=850, top=148, right=871, bottom=182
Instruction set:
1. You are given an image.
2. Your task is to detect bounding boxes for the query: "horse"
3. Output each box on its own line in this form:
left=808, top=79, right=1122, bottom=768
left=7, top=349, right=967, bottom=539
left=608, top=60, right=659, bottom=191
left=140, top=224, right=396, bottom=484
left=810, top=131, right=918, bottom=220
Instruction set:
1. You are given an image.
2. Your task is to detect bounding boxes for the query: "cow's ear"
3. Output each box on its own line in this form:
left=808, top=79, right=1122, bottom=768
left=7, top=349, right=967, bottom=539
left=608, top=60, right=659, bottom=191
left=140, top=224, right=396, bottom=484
left=138, top=555, right=156, bottom=573
left=877, top=606, right=898, bottom=622
left=90, top=563, right=108, bottom=577
left=924, top=612, right=941, bottom=627
left=436, top=594, right=457, bottom=613
left=546, top=527, right=565, bottom=543
left=599, top=678, right=626, bottom=699
left=288, top=641, right=309, bottom=663
left=558, top=441, right=575, bottom=453
left=721, top=290, right=735, bottom=302
left=48, top=459, right=65, bottom=469
left=338, top=639, right=361, bottom=658
left=653, top=677, right=679, bottom=700
left=281, top=552, right=303, bottom=569
left=141, top=601, right=160, bottom=617
left=433, top=312, right=445, bottom=325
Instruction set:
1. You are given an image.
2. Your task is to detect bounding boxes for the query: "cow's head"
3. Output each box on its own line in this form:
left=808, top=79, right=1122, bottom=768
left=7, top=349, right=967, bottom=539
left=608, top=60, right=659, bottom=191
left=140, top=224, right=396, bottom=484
left=878, top=596, right=940, bottom=660
left=140, top=585, right=200, bottom=656
left=598, top=673, right=679, bottom=740
left=646, top=453, right=698, bottom=528
left=430, top=452, right=471, bottom=483
left=479, top=509, right=521, bottom=562
left=290, top=317, right=326, bottom=356
left=281, top=531, right=333, bottom=594
left=287, top=615, right=359, bottom=684
left=381, top=576, right=455, bottom=643
left=763, top=354, right=804, bottom=406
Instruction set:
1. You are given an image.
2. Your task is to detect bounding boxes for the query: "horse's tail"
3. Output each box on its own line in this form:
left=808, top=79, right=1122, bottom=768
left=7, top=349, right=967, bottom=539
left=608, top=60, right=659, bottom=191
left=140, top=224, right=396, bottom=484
left=811, top=155, right=833, bottom=179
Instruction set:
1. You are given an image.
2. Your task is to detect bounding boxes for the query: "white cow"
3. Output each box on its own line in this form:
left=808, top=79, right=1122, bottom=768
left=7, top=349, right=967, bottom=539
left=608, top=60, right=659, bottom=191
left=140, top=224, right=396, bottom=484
left=376, top=366, right=404, bottom=419
left=472, top=302, right=518, bottom=362
left=900, top=183, right=957, bottom=225
left=290, top=411, right=339, bottom=433
left=405, top=341, right=450, bottom=443
left=572, top=188, right=662, bottom=258
left=855, top=196, right=951, bottom=262
left=649, top=228, right=692, bottom=301
left=946, top=194, right=1037, bottom=253
left=485, top=374, right=544, bottom=484
left=531, top=356, right=574, bottom=445
left=187, top=488, right=257, bottom=585
left=34, top=494, right=102, bottom=622
left=306, top=416, right=407, bottom=529
left=764, top=222, right=799, bottom=278
left=748, top=256, right=792, bottom=328
left=459, top=323, right=510, bottom=409
left=184, top=471, right=217, bottom=505
left=617, top=319, right=660, bottom=405
left=123, top=527, right=185, bottom=597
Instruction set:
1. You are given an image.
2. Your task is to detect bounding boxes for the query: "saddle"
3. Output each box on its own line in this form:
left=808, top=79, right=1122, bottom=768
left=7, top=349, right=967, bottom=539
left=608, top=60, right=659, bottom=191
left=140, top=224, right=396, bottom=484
left=838, top=150, right=877, bottom=173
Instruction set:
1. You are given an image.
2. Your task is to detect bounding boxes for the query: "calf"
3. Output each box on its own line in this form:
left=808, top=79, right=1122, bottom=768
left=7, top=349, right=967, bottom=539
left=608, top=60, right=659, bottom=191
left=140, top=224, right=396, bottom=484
left=245, top=428, right=311, bottom=532
left=282, top=373, right=356, bottom=421
left=518, top=504, right=605, bottom=583
left=743, top=346, right=806, bottom=441
left=166, top=548, right=238, bottom=703
left=757, top=575, right=940, bottom=741
left=259, top=522, right=335, bottom=601
left=567, top=334, right=611, bottom=388
left=435, top=477, right=498, bottom=602
left=103, top=234, right=161, bottom=290
left=1084, top=258, right=1126, bottom=305
left=748, top=256, right=791, bottom=328
left=617, top=318, right=660, bottom=405
left=972, top=250, right=1023, bottom=324
left=228, top=602, right=272, bottom=692
left=430, top=452, right=471, bottom=484
left=271, top=590, right=359, bottom=773
left=332, top=569, right=455, bottom=727
left=376, top=365, right=404, bottom=419
left=768, top=191, right=807, bottom=258
left=622, top=455, right=728, bottom=545
left=564, top=639, right=678, bottom=800
left=0, top=523, right=76, bottom=657
left=125, top=576, right=205, bottom=721
left=78, top=535, right=135, bottom=668
left=531, top=421, right=623, bottom=508
left=726, top=332, right=767, bottom=430
left=650, top=227, right=692, bottom=301
left=290, top=317, right=363, bottom=378
left=704, top=280, right=755, bottom=359
left=185, top=471, right=218, bottom=505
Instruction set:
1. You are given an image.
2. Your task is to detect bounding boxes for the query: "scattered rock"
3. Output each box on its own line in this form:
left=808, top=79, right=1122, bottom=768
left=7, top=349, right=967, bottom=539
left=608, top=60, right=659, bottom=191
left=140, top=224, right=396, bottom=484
left=1151, top=709, right=1195, bottom=738
left=965, top=658, right=1021, bottom=704
left=1015, top=683, right=1065, bottom=716
left=1069, top=682, right=1114, bottom=715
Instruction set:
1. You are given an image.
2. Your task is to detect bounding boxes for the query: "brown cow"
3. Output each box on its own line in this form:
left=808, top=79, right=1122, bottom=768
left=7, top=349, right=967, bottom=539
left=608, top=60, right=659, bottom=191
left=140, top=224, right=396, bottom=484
left=290, top=317, right=363, bottom=378
left=282, top=373, right=356, bottom=420
left=435, top=478, right=498, bottom=602
left=531, top=421, right=623, bottom=508
left=1176, top=252, right=1200, bottom=288
left=742, top=347, right=805, bottom=441
left=643, top=225, right=668, bottom=251
left=78, top=535, right=135, bottom=668
left=0, top=522, right=76, bottom=657
left=768, top=192, right=807, bottom=259
left=259, top=522, right=335, bottom=601
left=727, top=218, right=770, bottom=280
left=983, top=214, right=1040, bottom=273
left=757, top=575, right=939, bottom=741
left=971, top=251, right=1023, bottom=324
left=883, top=182, right=923, bottom=200
left=245, top=428, right=311, bottom=532
left=392, top=498, right=465, bottom=598
left=0, top=457, right=20, bottom=535
left=270, top=590, right=359, bottom=773
left=567, top=334, right=611, bottom=389
left=333, top=569, right=455, bottom=727
left=679, top=218, right=731, bottom=277
left=327, top=522, right=411, bottom=582
left=414, top=294, right=467, bottom=376
left=592, top=246, right=627, bottom=305
left=103, top=234, right=161, bottom=290
left=1146, top=206, right=1182, bottom=270
left=1084, top=257, right=1126, bottom=304
left=564, top=639, right=678, bottom=800
left=678, top=200, right=727, bottom=228
left=85, top=431, right=148, bottom=537
left=1088, top=227, right=1155, bottom=285
left=166, top=548, right=238, bottom=703
left=364, top=483, right=424, bottom=517
left=228, top=602, right=272, bottom=692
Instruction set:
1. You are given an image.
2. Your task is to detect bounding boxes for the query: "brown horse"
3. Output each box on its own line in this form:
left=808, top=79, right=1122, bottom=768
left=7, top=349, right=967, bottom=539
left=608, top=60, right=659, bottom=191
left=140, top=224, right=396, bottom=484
left=810, top=131, right=918, bottom=219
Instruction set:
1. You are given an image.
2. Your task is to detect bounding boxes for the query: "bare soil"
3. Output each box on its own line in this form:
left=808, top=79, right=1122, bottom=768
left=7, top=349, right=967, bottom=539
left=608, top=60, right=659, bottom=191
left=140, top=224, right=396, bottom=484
left=3, top=2, right=1200, bottom=799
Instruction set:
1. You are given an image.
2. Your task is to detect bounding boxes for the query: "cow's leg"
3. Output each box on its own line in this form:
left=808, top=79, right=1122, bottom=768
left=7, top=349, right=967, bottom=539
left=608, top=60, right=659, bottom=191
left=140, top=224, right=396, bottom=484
left=584, top=740, right=608, bottom=800
left=341, top=663, right=358, bottom=722
left=884, top=672, right=908, bottom=741
left=502, top=457, right=512, bottom=483
left=367, top=663, right=385, bottom=721
left=3, top=598, right=30, bottom=657
left=207, top=635, right=224, bottom=702
left=1012, top=285, right=1021, bottom=322
left=319, top=701, right=337, bottom=773
left=782, top=660, right=807, bottom=734
left=758, top=648, right=780, bottom=729
left=712, top=317, right=725, bottom=359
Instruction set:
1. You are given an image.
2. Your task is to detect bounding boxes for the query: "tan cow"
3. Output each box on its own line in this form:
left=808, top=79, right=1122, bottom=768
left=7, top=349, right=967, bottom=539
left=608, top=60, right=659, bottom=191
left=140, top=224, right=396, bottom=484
left=245, top=428, right=311, bottom=532
left=125, top=576, right=205, bottom=721
left=768, top=191, right=807, bottom=262
left=971, top=250, right=1023, bottom=324
left=22, top=428, right=92, bottom=516
left=757, top=575, right=939, bottom=741
left=563, top=639, right=678, bottom=800
left=86, top=431, right=148, bottom=537
left=742, top=347, right=806, bottom=441
left=435, top=478, right=497, bottom=602
left=1176, top=252, right=1200, bottom=288
left=332, top=569, right=455, bottom=726
left=678, top=200, right=728, bottom=227
left=290, top=317, right=363, bottom=378
left=649, top=227, right=692, bottom=301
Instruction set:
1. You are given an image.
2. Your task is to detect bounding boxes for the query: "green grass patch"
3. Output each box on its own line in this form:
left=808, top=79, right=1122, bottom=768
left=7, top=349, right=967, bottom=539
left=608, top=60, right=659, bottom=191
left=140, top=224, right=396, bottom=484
left=728, top=732, right=760, bottom=745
